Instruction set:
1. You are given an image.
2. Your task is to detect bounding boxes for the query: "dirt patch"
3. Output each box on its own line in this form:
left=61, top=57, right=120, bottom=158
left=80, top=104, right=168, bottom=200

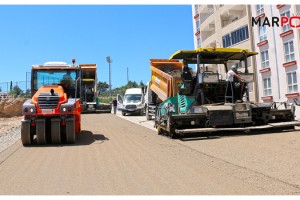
left=0, top=116, right=22, bottom=136
left=0, top=98, right=28, bottom=118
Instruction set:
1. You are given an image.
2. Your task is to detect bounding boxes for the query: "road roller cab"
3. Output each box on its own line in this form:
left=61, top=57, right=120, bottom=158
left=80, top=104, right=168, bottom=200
left=21, top=61, right=82, bottom=145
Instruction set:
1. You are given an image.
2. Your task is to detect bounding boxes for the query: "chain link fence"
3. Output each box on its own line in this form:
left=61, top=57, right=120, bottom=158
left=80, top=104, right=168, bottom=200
left=0, top=81, right=31, bottom=98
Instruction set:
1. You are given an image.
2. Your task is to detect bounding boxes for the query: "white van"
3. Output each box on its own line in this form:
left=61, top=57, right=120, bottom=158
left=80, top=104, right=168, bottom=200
left=117, top=88, right=145, bottom=116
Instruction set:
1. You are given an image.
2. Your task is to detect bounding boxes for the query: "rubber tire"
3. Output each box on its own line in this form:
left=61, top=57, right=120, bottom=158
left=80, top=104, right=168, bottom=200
left=157, top=126, right=163, bottom=135
left=21, top=120, right=32, bottom=146
left=36, top=119, right=46, bottom=145
left=51, top=119, right=61, bottom=144
left=140, top=110, right=144, bottom=116
left=122, top=112, right=126, bottom=116
left=167, top=116, right=177, bottom=139
left=66, top=118, right=75, bottom=144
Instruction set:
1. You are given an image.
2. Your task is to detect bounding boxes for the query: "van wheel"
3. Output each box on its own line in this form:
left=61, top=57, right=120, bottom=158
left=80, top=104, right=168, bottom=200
left=122, top=112, right=126, bottom=116
left=140, top=110, right=144, bottom=116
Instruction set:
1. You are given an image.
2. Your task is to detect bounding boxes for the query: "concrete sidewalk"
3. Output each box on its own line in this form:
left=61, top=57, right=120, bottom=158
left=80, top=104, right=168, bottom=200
left=113, top=110, right=157, bottom=132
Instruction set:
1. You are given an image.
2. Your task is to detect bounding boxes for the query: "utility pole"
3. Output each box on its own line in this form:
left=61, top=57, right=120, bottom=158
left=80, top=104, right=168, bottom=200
left=106, top=56, right=112, bottom=100
left=127, top=67, right=129, bottom=83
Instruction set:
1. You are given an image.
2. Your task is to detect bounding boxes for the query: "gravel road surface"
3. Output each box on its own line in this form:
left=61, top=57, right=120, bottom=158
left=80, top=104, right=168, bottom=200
left=0, top=113, right=300, bottom=195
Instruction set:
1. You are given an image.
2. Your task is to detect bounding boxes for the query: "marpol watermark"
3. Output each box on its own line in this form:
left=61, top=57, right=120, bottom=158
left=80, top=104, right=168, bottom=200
left=252, top=12, right=300, bottom=28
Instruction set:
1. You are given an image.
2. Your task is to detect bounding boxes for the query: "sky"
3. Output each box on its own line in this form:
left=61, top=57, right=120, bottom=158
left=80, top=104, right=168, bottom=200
left=0, top=5, right=194, bottom=90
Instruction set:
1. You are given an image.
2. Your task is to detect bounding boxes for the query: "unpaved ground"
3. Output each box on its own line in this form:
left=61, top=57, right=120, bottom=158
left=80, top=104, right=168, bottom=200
left=1, top=113, right=300, bottom=195
left=0, top=116, right=22, bottom=152
left=0, top=98, right=25, bottom=153
left=0, top=117, right=22, bottom=137
left=0, top=98, right=27, bottom=118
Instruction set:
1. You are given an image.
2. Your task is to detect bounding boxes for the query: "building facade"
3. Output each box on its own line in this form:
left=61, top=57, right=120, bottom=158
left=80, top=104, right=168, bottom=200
left=192, top=5, right=257, bottom=101
left=250, top=5, right=300, bottom=119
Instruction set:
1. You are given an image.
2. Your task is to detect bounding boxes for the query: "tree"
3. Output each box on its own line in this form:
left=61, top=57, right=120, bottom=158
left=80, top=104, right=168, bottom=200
left=9, top=85, right=23, bottom=96
left=97, top=81, right=109, bottom=94
left=0, top=86, right=2, bottom=93
left=127, top=81, right=138, bottom=88
left=139, top=81, right=145, bottom=87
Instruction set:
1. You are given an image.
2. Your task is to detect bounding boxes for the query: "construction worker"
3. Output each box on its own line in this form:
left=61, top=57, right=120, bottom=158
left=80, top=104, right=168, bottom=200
left=61, top=71, right=74, bottom=97
left=112, top=97, right=118, bottom=114
left=226, top=65, right=244, bottom=102
left=63, top=71, right=72, bottom=80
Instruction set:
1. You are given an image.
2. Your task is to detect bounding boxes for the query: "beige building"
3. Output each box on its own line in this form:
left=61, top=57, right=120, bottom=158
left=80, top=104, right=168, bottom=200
left=192, top=5, right=257, bottom=101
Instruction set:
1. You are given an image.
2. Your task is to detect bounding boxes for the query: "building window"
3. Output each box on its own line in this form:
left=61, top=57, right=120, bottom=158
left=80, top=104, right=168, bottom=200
left=222, top=25, right=249, bottom=47
left=287, top=72, right=298, bottom=93
left=280, top=10, right=291, bottom=33
left=256, top=5, right=264, bottom=15
left=263, top=77, right=272, bottom=96
left=194, top=5, right=199, bottom=13
left=284, top=41, right=295, bottom=62
left=261, top=50, right=269, bottom=69
left=196, top=20, right=200, bottom=32
left=197, top=37, right=201, bottom=47
left=222, top=34, right=231, bottom=48
left=259, top=26, right=267, bottom=42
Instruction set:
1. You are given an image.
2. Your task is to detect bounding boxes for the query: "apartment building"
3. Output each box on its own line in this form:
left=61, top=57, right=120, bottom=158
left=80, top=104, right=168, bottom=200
left=251, top=5, right=300, bottom=119
left=192, top=5, right=257, bottom=101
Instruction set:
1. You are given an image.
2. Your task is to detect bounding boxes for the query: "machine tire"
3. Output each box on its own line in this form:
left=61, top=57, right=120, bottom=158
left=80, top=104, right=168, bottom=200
left=157, top=126, right=163, bottom=135
left=66, top=117, right=75, bottom=144
left=167, top=115, right=177, bottom=139
left=36, top=119, right=46, bottom=145
left=122, top=112, right=126, bottom=116
left=51, top=118, right=61, bottom=144
left=21, top=120, right=32, bottom=146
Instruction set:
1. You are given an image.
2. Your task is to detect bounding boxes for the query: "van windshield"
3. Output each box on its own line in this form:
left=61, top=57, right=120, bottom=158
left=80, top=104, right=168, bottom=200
left=124, top=94, right=142, bottom=103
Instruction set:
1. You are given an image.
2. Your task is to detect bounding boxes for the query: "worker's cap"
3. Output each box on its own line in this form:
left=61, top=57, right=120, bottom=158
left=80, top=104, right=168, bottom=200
left=231, top=65, right=237, bottom=69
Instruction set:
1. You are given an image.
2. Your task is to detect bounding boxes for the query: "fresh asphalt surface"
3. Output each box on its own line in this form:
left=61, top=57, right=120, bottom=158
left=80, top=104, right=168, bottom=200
left=0, top=111, right=300, bottom=194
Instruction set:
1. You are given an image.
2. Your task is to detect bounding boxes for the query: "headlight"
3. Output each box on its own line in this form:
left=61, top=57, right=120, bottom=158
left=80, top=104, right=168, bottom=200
left=61, top=106, right=73, bottom=112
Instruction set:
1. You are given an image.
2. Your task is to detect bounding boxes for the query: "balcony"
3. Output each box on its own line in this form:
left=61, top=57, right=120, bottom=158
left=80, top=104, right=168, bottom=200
left=199, top=5, right=214, bottom=14
left=199, top=5, right=214, bottom=24
left=201, top=32, right=217, bottom=48
left=220, top=5, right=247, bottom=28
left=200, top=21, right=216, bottom=43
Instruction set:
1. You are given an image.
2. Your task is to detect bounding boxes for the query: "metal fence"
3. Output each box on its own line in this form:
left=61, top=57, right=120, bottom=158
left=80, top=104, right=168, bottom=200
left=0, top=81, right=31, bottom=98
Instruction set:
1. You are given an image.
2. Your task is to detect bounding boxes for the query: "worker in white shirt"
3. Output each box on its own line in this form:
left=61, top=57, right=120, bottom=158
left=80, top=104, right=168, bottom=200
left=226, top=65, right=244, bottom=102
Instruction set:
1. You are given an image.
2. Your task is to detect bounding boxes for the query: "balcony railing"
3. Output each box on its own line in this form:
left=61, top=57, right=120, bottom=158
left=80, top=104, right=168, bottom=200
left=200, top=5, right=214, bottom=24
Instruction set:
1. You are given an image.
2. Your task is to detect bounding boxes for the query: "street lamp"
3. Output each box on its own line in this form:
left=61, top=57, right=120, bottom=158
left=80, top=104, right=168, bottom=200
left=106, top=56, right=112, bottom=100
left=25, top=71, right=31, bottom=96
left=127, top=67, right=129, bottom=83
